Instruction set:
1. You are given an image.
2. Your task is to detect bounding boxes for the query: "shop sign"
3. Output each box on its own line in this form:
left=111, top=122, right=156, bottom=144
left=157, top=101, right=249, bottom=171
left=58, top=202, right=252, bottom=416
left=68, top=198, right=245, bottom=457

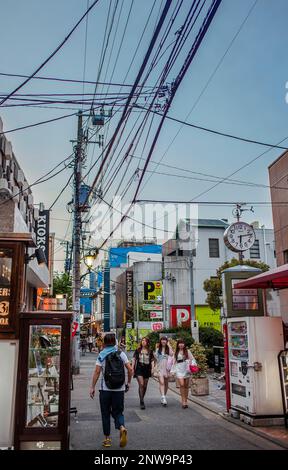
left=126, top=270, right=133, bottom=321
left=36, top=210, right=50, bottom=266
left=0, top=249, right=12, bottom=328
left=150, top=311, right=163, bottom=319
left=151, top=322, right=164, bottom=331
left=170, top=305, right=191, bottom=328
left=143, top=281, right=162, bottom=301
left=143, top=304, right=162, bottom=311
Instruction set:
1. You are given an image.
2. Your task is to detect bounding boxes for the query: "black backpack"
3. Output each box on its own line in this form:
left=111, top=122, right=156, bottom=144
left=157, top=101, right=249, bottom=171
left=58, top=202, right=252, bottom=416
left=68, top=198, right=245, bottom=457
left=104, top=351, right=125, bottom=389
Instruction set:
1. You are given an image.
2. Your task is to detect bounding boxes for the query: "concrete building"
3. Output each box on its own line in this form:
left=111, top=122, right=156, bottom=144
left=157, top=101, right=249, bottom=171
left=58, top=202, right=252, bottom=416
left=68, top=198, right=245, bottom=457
left=0, top=118, right=49, bottom=307
left=269, top=151, right=288, bottom=322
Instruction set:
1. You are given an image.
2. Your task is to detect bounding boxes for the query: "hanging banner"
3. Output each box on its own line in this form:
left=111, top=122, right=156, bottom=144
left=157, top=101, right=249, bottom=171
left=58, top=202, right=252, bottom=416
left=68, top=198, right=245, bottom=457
left=36, top=210, right=50, bottom=265
left=143, top=281, right=162, bottom=301
left=170, top=305, right=191, bottom=328
left=126, top=270, right=133, bottom=322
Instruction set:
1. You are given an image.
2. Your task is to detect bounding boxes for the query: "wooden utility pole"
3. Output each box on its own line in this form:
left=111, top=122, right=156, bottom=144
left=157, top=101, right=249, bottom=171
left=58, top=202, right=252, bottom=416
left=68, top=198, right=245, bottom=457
left=72, top=111, right=83, bottom=374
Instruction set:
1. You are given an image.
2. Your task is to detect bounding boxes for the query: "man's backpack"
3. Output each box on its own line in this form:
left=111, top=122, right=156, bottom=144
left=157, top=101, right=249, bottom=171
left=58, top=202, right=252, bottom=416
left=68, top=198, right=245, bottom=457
left=104, top=351, right=125, bottom=389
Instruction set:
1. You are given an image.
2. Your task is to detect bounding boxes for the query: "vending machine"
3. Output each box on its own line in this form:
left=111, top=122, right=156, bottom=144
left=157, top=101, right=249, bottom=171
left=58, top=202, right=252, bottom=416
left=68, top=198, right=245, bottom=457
left=227, top=316, right=284, bottom=416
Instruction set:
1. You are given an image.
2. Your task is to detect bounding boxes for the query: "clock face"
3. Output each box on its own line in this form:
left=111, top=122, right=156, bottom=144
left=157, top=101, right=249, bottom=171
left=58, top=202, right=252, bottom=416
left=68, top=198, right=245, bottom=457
left=224, top=222, right=256, bottom=252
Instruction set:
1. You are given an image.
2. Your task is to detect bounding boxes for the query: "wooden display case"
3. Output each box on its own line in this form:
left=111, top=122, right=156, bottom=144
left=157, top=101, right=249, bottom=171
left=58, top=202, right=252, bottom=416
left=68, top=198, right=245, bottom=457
left=14, top=312, right=72, bottom=450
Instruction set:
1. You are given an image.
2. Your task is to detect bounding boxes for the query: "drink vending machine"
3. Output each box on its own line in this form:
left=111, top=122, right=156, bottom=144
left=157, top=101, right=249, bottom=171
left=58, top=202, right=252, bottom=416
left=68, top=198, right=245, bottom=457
left=227, top=316, right=284, bottom=416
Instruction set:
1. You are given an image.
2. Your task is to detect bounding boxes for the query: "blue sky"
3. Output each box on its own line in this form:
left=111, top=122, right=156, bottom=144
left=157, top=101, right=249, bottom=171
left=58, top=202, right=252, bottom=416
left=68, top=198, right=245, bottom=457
left=1, top=0, right=288, bottom=267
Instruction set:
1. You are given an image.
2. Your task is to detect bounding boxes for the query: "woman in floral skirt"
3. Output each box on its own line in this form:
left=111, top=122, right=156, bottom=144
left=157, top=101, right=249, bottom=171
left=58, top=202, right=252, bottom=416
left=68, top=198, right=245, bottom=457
left=154, top=336, right=174, bottom=406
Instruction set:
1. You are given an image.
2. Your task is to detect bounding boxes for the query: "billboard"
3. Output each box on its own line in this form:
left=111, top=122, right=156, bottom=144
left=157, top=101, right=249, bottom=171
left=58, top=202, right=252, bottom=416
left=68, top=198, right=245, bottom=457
left=195, top=306, right=221, bottom=331
left=143, top=281, right=162, bottom=301
left=170, top=305, right=191, bottom=328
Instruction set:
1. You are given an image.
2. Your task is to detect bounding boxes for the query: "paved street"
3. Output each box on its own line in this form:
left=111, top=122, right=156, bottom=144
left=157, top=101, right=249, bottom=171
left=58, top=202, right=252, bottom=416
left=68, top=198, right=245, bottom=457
left=70, top=353, right=283, bottom=451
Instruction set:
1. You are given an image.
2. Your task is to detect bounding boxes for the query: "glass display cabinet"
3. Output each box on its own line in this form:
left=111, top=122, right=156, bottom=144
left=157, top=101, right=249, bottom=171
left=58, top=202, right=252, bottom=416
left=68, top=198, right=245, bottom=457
left=14, top=312, right=72, bottom=450
left=278, top=349, right=288, bottom=428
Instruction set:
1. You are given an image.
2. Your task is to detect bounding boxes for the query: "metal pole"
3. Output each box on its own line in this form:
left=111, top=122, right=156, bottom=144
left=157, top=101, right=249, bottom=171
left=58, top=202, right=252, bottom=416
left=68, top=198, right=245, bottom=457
left=72, top=110, right=83, bottom=375
left=135, top=286, right=140, bottom=344
left=190, top=251, right=198, bottom=341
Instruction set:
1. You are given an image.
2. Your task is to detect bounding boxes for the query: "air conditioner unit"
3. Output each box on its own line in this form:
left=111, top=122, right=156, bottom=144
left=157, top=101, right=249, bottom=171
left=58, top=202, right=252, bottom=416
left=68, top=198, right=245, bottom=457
left=12, top=186, right=20, bottom=203
left=0, top=135, right=6, bottom=154
left=22, top=181, right=29, bottom=196
left=19, top=199, right=27, bottom=214
left=33, top=208, right=39, bottom=220
left=27, top=194, right=34, bottom=208
left=16, top=169, right=25, bottom=186
left=4, top=140, right=12, bottom=160
left=0, top=178, right=12, bottom=199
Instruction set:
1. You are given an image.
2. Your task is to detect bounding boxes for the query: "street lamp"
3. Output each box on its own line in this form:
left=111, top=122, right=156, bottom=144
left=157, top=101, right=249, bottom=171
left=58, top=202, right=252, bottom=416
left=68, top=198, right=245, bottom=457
left=84, top=250, right=98, bottom=269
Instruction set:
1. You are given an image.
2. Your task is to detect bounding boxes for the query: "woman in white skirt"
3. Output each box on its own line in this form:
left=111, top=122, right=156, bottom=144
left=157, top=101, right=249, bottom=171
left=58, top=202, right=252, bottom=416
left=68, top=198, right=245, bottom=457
left=174, top=339, right=194, bottom=408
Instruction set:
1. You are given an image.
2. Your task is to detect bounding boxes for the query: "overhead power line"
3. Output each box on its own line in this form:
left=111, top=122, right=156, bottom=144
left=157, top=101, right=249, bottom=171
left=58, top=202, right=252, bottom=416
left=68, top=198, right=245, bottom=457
left=0, top=0, right=101, bottom=106
left=134, top=105, right=288, bottom=151
left=0, top=153, right=73, bottom=207
left=0, top=71, right=154, bottom=88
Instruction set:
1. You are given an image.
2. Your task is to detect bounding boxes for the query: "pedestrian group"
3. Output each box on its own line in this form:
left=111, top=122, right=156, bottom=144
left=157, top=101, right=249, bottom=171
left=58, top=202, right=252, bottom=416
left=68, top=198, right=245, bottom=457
left=90, top=334, right=197, bottom=448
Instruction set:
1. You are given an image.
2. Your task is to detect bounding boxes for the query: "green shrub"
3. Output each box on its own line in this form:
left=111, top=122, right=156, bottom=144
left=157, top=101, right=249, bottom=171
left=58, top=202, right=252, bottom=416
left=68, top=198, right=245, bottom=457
left=204, top=347, right=215, bottom=368
left=190, top=343, right=209, bottom=378
left=147, top=327, right=194, bottom=351
left=199, top=327, right=223, bottom=348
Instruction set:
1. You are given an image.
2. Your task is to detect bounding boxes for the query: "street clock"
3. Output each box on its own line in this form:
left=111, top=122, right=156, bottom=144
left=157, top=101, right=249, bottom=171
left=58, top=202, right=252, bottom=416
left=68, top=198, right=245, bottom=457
left=223, top=221, right=256, bottom=253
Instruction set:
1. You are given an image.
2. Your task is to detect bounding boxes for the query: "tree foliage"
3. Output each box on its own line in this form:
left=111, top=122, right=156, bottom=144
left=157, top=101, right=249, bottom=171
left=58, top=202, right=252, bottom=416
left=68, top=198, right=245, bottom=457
left=203, top=257, right=269, bottom=311
left=53, top=272, right=72, bottom=310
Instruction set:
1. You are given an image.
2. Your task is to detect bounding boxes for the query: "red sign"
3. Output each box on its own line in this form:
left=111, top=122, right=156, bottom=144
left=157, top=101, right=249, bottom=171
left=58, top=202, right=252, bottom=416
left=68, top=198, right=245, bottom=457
left=151, top=322, right=164, bottom=331
left=170, top=306, right=191, bottom=328
left=72, top=321, right=79, bottom=337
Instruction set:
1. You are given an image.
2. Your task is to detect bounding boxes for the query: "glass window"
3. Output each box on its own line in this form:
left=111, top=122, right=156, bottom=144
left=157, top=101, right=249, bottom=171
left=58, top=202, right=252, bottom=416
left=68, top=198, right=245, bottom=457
left=209, top=238, right=219, bottom=258
left=283, top=250, right=288, bottom=264
left=26, top=325, right=61, bottom=429
left=0, top=248, right=12, bottom=327
left=250, top=239, right=260, bottom=258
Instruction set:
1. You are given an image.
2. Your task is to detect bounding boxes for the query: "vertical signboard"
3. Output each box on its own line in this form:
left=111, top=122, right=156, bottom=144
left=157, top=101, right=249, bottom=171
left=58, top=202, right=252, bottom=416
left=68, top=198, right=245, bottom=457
left=126, top=270, right=133, bottom=323
left=143, top=281, right=162, bottom=301
left=36, top=210, right=50, bottom=265
left=0, top=248, right=12, bottom=329
left=170, top=305, right=191, bottom=328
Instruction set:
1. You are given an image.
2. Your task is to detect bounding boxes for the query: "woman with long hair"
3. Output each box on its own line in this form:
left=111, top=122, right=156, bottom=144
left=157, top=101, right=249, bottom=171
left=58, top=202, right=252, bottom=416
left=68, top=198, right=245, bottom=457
left=132, top=337, right=154, bottom=409
left=174, top=339, right=195, bottom=408
left=154, top=336, right=174, bottom=406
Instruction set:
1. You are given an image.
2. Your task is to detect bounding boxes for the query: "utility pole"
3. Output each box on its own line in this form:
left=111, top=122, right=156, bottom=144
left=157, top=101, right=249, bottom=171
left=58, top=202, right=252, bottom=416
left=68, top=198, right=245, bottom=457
left=72, top=110, right=83, bottom=374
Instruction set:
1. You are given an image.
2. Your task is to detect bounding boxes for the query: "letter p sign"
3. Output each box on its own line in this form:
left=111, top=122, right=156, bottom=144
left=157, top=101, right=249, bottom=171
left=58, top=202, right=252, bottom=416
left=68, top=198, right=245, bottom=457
left=176, top=308, right=189, bottom=325
left=171, top=305, right=191, bottom=328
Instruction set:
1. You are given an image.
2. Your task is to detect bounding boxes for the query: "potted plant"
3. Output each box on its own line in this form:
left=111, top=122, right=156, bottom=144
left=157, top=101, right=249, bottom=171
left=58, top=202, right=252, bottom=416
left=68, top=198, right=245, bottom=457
left=189, top=343, right=209, bottom=396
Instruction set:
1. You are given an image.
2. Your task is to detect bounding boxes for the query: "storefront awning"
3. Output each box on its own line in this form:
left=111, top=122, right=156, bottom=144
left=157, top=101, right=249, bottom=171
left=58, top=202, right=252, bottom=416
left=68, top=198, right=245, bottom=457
left=234, top=264, right=288, bottom=290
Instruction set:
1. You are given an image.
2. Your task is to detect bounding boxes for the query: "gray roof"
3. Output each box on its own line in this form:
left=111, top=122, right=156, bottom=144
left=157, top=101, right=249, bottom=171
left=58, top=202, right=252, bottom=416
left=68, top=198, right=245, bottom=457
left=180, top=218, right=229, bottom=228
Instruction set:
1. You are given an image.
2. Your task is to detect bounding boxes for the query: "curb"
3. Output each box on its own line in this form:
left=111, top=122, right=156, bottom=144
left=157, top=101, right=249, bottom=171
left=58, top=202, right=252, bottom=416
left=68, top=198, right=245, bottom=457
left=163, top=379, right=288, bottom=450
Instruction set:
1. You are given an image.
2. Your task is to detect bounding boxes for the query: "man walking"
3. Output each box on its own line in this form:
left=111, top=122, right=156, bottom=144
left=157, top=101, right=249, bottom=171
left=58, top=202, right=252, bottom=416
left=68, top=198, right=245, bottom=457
left=90, top=333, right=132, bottom=448
left=88, top=334, right=93, bottom=353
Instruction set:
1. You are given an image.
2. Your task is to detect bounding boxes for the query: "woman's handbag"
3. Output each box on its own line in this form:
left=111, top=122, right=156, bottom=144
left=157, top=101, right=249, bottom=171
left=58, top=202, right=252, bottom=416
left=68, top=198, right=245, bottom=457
left=189, top=357, right=199, bottom=374
left=152, top=365, right=160, bottom=378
